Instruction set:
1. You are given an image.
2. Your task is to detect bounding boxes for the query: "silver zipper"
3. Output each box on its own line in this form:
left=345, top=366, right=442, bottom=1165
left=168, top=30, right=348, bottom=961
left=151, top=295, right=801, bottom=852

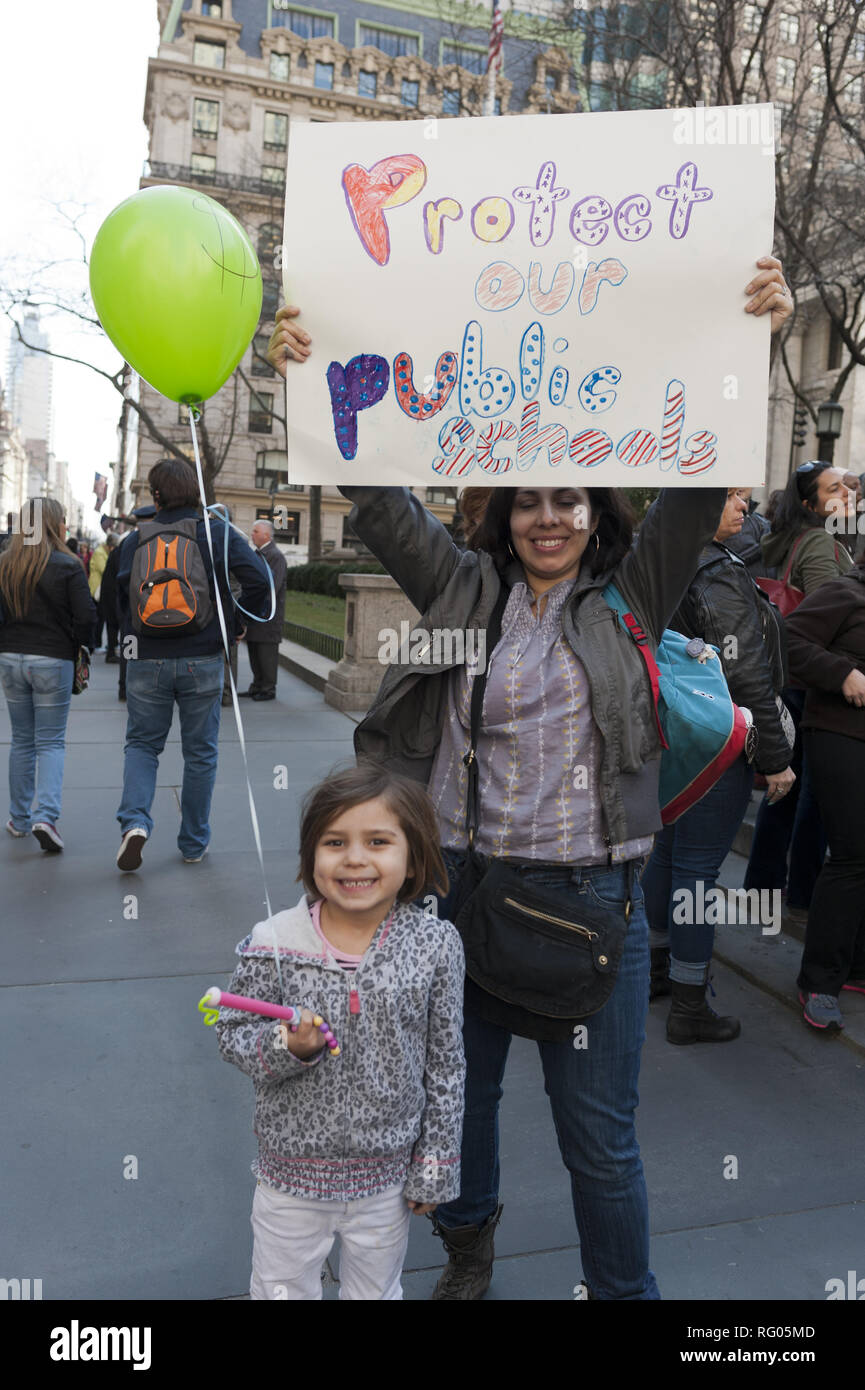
left=503, top=897, right=598, bottom=941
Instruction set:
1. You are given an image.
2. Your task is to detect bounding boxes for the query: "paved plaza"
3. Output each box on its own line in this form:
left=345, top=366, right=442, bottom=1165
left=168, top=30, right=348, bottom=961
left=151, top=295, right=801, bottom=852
left=2, top=653, right=864, bottom=1302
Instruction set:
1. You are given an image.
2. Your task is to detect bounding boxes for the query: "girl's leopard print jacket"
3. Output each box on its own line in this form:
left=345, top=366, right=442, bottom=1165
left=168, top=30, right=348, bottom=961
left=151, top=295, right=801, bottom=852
left=216, top=896, right=465, bottom=1204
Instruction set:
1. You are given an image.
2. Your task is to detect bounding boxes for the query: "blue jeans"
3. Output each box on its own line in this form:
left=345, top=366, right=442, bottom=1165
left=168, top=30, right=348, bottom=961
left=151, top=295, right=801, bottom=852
left=744, top=688, right=826, bottom=909
left=118, top=656, right=223, bottom=858
left=0, top=653, right=74, bottom=829
left=434, top=849, right=660, bottom=1301
left=642, top=756, right=755, bottom=982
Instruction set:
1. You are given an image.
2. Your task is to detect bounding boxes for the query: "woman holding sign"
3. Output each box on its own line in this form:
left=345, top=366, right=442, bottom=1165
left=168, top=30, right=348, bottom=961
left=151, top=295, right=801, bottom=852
left=268, top=259, right=792, bottom=1301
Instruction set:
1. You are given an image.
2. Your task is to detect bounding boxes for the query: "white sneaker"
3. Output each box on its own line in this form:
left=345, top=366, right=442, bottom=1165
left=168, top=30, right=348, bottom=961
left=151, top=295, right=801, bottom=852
left=182, top=846, right=209, bottom=864
left=6, top=820, right=28, bottom=838
left=117, top=827, right=148, bottom=872
left=33, top=822, right=64, bottom=853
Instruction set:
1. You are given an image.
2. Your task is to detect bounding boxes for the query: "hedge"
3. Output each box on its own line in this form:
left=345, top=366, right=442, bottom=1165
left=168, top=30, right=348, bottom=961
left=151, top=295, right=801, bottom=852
left=284, top=561, right=386, bottom=598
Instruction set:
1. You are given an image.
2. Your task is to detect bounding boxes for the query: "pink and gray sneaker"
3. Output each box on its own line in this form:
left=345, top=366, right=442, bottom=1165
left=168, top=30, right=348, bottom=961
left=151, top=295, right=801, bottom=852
left=799, top=991, right=843, bottom=1033
left=32, top=822, right=64, bottom=853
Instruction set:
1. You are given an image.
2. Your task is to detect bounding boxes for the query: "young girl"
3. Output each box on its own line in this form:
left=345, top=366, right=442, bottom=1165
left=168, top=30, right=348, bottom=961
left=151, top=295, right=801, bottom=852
left=215, top=762, right=465, bottom=1300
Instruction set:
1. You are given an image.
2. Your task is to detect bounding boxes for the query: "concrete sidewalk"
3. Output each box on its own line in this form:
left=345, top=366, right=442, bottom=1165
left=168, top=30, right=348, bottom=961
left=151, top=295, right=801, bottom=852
left=1, top=652, right=863, bottom=1302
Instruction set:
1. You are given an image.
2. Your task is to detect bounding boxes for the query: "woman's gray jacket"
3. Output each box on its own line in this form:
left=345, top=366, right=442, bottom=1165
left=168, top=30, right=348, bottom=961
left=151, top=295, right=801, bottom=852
left=338, top=486, right=726, bottom=847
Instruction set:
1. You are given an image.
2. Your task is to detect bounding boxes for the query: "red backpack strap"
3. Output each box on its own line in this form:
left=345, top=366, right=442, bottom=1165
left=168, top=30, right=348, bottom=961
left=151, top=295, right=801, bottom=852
left=616, top=608, right=669, bottom=751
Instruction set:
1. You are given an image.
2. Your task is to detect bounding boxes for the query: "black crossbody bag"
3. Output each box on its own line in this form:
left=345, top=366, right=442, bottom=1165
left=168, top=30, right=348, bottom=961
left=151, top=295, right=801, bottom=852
left=451, top=586, right=633, bottom=1042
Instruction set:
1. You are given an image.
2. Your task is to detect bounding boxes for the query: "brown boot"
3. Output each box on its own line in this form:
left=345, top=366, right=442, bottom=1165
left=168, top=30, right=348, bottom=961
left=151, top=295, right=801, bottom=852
left=430, top=1206, right=503, bottom=1300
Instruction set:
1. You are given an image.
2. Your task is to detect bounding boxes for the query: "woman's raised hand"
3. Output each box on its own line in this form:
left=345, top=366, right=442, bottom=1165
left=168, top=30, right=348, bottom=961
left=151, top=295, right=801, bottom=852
left=745, top=256, right=794, bottom=335
left=266, top=305, right=311, bottom=378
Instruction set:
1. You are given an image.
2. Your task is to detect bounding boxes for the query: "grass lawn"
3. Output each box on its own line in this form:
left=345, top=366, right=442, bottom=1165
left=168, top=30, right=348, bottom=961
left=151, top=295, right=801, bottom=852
left=283, top=591, right=346, bottom=640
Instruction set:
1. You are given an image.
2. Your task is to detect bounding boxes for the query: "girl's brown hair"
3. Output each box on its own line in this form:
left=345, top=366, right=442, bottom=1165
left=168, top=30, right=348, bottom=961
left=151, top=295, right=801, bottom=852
left=459, top=486, right=636, bottom=577
left=0, top=497, right=71, bottom=620
left=297, top=762, right=449, bottom=902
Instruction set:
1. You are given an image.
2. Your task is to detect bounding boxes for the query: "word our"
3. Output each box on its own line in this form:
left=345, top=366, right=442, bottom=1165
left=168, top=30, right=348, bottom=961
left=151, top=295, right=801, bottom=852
left=342, top=156, right=714, bottom=266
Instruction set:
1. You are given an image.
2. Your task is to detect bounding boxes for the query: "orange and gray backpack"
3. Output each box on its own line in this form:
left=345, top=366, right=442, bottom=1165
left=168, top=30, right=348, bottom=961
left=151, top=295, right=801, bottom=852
left=129, top=518, right=215, bottom=635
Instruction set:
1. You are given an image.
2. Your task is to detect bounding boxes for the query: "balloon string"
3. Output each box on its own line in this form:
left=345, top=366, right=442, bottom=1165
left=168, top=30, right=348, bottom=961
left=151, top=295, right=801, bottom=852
left=188, top=409, right=285, bottom=1004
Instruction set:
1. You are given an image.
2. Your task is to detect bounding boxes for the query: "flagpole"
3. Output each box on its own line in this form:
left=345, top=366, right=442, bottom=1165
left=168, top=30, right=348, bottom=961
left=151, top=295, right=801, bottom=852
left=486, top=58, right=496, bottom=117
left=485, top=0, right=500, bottom=117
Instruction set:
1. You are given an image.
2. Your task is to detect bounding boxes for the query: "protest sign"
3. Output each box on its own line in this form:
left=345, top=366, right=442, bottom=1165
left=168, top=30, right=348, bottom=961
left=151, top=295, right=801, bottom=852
left=283, top=104, right=775, bottom=486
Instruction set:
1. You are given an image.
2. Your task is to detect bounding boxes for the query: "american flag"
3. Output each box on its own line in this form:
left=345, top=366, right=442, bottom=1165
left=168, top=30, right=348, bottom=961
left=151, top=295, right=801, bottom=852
left=486, top=0, right=504, bottom=74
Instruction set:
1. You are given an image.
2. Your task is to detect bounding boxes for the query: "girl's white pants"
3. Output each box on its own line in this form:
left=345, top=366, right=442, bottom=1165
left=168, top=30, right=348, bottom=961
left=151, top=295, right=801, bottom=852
left=250, top=1180, right=411, bottom=1300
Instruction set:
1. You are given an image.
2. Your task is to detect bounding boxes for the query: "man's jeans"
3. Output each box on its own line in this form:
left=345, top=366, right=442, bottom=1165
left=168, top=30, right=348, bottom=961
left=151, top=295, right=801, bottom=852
left=118, top=656, right=223, bottom=858
left=434, top=849, right=660, bottom=1301
left=642, top=755, right=755, bottom=983
left=0, top=653, right=74, bottom=829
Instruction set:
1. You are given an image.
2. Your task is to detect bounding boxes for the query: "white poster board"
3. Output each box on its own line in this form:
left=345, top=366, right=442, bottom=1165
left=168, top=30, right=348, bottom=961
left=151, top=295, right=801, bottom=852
left=283, top=105, right=775, bottom=486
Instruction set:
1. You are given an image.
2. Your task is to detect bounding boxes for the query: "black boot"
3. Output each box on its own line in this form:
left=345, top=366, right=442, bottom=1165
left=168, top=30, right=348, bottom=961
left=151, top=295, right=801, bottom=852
left=430, top=1205, right=503, bottom=1300
left=667, top=971, right=740, bottom=1044
left=649, top=946, right=671, bottom=1000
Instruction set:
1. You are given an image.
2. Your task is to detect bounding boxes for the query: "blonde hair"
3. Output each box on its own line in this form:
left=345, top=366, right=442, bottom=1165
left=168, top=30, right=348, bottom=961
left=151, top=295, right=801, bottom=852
left=0, top=498, right=70, bottom=620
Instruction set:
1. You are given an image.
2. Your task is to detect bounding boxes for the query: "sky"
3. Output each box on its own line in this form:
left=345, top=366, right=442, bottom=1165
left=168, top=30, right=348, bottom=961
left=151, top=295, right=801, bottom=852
left=0, top=1, right=160, bottom=532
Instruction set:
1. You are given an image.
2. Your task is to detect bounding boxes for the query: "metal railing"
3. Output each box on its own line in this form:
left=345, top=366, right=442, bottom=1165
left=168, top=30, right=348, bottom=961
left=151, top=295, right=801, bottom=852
left=146, top=162, right=285, bottom=199
left=283, top=621, right=344, bottom=663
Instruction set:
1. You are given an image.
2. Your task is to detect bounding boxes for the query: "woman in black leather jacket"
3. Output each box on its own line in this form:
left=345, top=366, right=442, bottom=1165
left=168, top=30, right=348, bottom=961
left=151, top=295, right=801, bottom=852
left=643, top=488, right=795, bottom=1041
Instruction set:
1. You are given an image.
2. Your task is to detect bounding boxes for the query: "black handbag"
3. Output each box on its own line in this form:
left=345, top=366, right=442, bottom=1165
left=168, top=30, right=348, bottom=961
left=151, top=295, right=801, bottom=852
left=451, top=586, right=632, bottom=1042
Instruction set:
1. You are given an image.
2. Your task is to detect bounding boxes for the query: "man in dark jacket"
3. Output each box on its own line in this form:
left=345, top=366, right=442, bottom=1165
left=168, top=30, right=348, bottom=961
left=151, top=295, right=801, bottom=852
left=241, top=519, right=287, bottom=702
left=114, top=460, right=271, bottom=871
left=723, top=488, right=772, bottom=579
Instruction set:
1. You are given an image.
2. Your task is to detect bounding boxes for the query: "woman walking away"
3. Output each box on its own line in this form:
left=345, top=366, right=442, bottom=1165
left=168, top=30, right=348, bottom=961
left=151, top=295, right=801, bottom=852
left=745, top=462, right=856, bottom=918
left=786, top=559, right=865, bottom=1033
left=642, top=487, right=795, bottom=1041
left=0, top=498, right=97, bottom=852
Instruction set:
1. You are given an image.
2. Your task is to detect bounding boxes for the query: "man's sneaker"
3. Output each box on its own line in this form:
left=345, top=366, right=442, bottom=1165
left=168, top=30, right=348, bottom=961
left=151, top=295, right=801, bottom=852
left=6, top=820, right=28, bottom=838
left=182, top=846, right=209, bottom=864
left=799, top=991, right=844, bottom=1033
left=842, top=979, right=865, bottom=996
left=117, top=828, right=148, bottom=872
left=32, top=822, right=63, bottom=853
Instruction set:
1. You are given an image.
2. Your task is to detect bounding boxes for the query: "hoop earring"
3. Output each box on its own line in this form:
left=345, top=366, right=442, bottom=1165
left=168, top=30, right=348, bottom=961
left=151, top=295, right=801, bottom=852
left=592, top=532, right=600, bottom=553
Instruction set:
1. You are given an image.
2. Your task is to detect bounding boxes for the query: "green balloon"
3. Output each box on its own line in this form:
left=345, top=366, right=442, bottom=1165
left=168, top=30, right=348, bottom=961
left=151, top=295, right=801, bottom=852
left=89, top=184, right=263, bottom=404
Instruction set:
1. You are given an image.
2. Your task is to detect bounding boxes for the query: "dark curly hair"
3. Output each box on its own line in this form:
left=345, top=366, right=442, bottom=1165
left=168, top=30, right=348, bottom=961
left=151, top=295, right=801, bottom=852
left=459, top=487, right=636, bottom=578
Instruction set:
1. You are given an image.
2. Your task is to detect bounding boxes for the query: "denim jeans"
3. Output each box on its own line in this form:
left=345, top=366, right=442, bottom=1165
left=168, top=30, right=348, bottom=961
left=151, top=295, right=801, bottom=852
left=744, top=688, right=826, bottom=909
left=118, top=655, right=223, bottom=857
left=641, top=756, right=755, bottom=983
left=0, top=653, right=74, bottom=829
left=434, top=848, right=660, bottom=1300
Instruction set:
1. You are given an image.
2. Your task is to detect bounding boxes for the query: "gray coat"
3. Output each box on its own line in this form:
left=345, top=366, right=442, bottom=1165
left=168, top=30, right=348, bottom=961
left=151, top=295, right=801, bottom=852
left=339, top=485, right=727, bottom=846
left=246, top=540, right=287, bottom=644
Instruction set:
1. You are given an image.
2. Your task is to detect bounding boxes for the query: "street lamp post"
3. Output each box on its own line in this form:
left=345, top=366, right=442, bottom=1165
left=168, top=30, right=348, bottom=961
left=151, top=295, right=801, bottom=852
left=816, top=401, right=844, bottom=463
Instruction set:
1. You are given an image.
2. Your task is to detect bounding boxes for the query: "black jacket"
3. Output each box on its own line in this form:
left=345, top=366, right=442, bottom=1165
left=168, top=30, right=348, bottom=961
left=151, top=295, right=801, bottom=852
left=0, top=551, right=97, bottom=661
left=246, top=540, right=287, bottom=644
left=786, top=564, right=865, bottom=743
left=100, top=544, right=121, bottom=624
left=724, top=510, right=772, bottom=579
left=672, top=543, right=791, bottom=775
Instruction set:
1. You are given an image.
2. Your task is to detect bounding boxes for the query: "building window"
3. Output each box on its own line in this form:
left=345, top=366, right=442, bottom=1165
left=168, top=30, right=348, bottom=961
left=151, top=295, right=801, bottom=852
left=358, top=69, right=377, bottom=98
left=847, top=75, right=864, bottom=103
left=252, top=332, right=275, bottom=376
left=261, top=283, right=279, bottom=320
left=441, top=41, right=486, bottom=74
left=203, top=2, right=223, bottom=15
left=776, top=56, right=796, bottom=90
left=494, top=96, right=502, bottom=115
left=741, top=49, right=762, bottom=77
left=270, top=51, right=290, bottom=81
left=545, top=73, right=557, bottom=96
left=855, top=34, right=865, bottom=61
left=264, top=110, right=288, bottom=148
left=271, top=4, right=334, bottom=40
left=358, top=24, right=419, bottom=59
left=401, top=78, right=419, bottom=107
left=255, top=451, right=287, bottom=490
left=426, top=487, right=457, bottom=505
left=190, top=153, right=216, bottom=176
left=193, top=98, right=219, bottom=138
left=811, top=63, right=827, bottom=94
left=249, top=390, right=274, bottom=433
left=258, top=222, right=282, bottom=267
left=442, top=87, right=460, bottom=115
left=778, top=12, right=799, bottom=44
left=314, top=61, right=334, bottom=90
left=742, top=3, right=764, bottom=33
left=193, top=39, right=226, bottom=69
left=262, top=164, right=286, bottom=187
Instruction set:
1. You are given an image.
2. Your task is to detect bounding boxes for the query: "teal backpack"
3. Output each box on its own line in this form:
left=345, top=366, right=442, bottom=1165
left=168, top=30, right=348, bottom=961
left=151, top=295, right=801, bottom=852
left=603, top=583, right=755, bottom=825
